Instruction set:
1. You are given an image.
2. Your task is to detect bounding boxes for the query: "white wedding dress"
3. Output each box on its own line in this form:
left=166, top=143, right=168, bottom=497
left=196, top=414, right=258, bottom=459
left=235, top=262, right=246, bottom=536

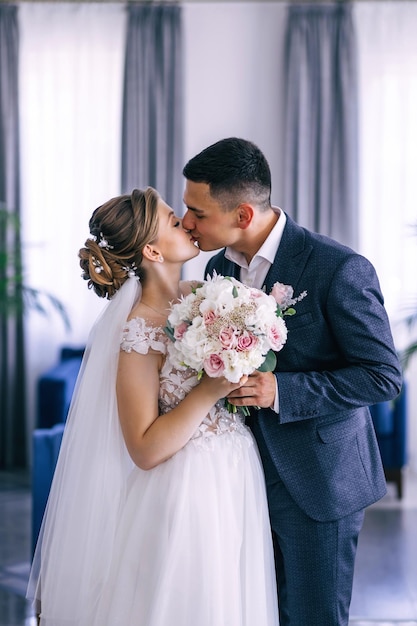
left=28, top=280, right=279, bottom=626
left=92, top=318, right=279, bottom=626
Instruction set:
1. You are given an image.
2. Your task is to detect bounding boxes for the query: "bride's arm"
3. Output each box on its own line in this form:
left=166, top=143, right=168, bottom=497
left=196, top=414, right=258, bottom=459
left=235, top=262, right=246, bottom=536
left=116, top=349, right=245, bottom=470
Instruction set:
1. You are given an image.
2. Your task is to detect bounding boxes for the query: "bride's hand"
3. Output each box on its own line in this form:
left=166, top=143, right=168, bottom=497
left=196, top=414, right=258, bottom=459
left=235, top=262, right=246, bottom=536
left=198, top=373, right=249, bottom=403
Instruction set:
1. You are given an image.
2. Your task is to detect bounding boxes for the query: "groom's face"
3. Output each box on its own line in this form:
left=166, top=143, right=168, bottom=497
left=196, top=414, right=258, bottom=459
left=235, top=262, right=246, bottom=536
left=182, top=181, right=240, bottom=251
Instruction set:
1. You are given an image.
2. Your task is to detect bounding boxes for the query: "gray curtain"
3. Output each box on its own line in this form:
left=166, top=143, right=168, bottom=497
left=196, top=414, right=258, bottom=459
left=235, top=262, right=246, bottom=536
left=121, top=2, right=183, bottom=213
left=0, top=4, right=26, bottom=468
left=283, top=3, right=358, bottom=249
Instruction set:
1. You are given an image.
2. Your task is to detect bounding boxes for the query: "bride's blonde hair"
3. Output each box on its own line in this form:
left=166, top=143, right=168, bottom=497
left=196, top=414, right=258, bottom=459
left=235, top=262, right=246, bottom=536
left=79, top=187, right=159, bottom=299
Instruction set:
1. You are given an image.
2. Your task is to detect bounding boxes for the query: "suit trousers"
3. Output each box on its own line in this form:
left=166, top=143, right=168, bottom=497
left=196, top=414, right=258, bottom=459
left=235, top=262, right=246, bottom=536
left=251, top=421, right=364, bottom=626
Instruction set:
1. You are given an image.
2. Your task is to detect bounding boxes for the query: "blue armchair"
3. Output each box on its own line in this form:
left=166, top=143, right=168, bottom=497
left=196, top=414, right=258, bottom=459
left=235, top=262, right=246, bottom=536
left=32, top=346, right=84, bottom=551
left=31, top=423, right=65, bottom=551
left=36, top=346, right=84, bottom=428
left=369, top=382, right=407, bottom=499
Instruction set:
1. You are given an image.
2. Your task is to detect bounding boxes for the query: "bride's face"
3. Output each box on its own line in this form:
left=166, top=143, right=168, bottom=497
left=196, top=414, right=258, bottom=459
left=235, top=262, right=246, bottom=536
left=155, top=199, right=200, bottom=264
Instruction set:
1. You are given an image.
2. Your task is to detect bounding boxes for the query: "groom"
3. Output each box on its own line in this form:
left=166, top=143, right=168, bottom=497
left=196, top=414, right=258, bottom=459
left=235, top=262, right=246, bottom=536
left=182, top=137, right=402, bottom=626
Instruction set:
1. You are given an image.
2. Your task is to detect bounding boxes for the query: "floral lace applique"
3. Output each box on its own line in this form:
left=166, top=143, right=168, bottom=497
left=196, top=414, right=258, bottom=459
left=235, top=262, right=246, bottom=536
left=121, top=317, right=167, bottom=355
left=120, top=318, right=252, bottom=447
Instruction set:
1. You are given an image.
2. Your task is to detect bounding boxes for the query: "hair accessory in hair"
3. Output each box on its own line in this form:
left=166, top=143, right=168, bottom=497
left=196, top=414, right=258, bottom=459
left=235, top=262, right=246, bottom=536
left=122, top=262, right=138, bottom=279
left=97, top=232, right=114, bottom=250
left=92, top=256, right=104, bottom=274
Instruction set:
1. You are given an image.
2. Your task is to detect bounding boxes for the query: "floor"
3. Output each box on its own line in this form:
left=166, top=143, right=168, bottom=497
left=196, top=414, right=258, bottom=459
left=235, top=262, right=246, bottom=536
left=350, top=466, right=417, bottom=624
left=0, top=469, right=417, bottom=626
left=0, top=471, right=34, bottom=626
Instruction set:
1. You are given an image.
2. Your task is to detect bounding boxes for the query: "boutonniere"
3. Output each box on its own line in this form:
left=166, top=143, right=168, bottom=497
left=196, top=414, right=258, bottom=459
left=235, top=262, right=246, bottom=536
left=270, top=282, right=307, bottom=316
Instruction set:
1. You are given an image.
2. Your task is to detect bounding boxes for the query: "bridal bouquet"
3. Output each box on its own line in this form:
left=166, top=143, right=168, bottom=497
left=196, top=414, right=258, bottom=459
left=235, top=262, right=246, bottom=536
left=165, top=274, right=306, bottom=412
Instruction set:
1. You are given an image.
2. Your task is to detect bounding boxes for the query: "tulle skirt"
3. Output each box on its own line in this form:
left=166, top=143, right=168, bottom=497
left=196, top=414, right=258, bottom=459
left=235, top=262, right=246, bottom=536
left=39, top=429, right=279, bottom=626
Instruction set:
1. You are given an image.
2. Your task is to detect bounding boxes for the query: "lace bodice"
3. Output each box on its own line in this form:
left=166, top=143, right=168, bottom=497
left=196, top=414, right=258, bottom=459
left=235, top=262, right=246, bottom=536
left=120, top=317, right=250, bottom=444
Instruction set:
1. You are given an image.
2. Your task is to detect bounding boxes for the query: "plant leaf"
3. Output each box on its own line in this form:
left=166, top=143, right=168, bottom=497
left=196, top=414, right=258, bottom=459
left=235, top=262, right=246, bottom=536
left=257, top=349, right=277, bottom=372
left=400, top=341, right=417, bottom=370
left=23, top=287, right=71, bottom=331
left=163, top=321, right=176, bottom=342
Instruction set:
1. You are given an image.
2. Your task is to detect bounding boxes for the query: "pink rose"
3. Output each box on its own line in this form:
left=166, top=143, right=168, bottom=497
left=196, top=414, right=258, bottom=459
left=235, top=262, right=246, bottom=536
left=236, top=331, right=259, bottom=352
left=249, top=288, right=264, bottom=299
left=203, top=354, right=225, bottom=378
left=218, top=326, right=238, bottom=349
left=268, top=320, right=288, bottom=351
left=203, top=310, right=217, bottom=325
left=270, top=282, right=294, bottom=309
left=174, top=322, right=189, bottom=340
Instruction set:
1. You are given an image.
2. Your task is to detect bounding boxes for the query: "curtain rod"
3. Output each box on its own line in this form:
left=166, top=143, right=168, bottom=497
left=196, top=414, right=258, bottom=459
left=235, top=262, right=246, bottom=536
left=8, top=0, right=400, bottom=4
left=8, top=0, right=395, bottom=4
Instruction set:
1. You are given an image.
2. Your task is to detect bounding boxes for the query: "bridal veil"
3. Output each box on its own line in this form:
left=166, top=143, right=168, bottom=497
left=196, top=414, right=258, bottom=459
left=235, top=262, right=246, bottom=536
left=27, top=277, right=141, bottom=623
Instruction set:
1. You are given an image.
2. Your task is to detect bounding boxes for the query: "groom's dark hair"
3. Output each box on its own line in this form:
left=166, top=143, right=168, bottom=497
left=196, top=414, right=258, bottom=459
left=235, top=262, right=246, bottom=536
left=183, top=137, right=271, bottom=211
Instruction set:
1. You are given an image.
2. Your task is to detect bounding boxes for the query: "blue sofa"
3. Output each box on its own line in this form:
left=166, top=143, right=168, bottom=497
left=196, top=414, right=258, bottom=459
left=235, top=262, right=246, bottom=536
left=36, top=346, right=84, bottom=428
left=32, top=423, right=65, bottom=551
left=32, top=346, right=84, bottom=551
left=369, top=382, right=407, bottom=499
left=32, top=350, right=408, bottom=550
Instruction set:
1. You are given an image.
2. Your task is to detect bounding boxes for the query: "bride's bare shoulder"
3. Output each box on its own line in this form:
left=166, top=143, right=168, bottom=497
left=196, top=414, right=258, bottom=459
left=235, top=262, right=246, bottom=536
left=179, top=279, right=204, bottom=297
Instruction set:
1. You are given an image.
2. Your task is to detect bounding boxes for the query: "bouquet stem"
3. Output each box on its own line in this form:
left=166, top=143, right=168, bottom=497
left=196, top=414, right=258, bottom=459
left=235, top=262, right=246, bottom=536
left=224, top=399, right=251, bottom=417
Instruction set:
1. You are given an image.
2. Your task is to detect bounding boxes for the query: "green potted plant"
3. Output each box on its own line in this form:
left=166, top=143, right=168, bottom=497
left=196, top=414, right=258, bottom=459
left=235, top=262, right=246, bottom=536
left=401, top=313, right=417, bottom=370
left=0, top=204, right=70, bottom=328
left=400, top=225, right=417, bottom=370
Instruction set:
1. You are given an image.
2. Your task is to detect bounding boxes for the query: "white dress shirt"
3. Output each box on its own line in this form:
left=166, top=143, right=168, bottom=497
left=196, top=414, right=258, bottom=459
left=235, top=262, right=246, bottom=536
left=224, top=208, right=286, bottom=413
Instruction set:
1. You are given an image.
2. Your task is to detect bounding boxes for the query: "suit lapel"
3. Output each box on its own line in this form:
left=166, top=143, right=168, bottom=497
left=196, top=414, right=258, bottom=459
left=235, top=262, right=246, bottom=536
left=206, top=253, right=240, bottom=280
left=219, top=257, right=240, bottom=280
left=263, top=214, right=312, bottom=293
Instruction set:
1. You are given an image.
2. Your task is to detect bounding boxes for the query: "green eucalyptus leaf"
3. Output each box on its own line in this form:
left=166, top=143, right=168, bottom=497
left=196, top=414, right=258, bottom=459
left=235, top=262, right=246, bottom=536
left=164, top=321, right=176, bottom=342
left=257, top=349, right=277, bottom=372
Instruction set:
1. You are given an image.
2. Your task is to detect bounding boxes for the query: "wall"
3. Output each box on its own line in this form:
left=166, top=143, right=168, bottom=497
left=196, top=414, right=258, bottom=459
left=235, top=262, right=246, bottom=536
left=182, top=1, right=287, bottom=279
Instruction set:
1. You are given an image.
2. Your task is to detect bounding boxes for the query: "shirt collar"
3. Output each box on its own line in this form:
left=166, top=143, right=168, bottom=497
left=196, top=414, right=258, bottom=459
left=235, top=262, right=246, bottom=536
left=225, top=207, right=286, bottom=269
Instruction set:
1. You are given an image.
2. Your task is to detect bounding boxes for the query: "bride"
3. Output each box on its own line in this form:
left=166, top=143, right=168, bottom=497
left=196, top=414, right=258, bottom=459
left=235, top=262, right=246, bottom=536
left=27, top=187, right=279, bottom=625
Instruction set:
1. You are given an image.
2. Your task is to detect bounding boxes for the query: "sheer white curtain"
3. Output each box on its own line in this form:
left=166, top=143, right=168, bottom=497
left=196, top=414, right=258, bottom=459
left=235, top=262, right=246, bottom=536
left=19, top=3, right=126, bottom=435
left=355, top=1, right=417, bottom=470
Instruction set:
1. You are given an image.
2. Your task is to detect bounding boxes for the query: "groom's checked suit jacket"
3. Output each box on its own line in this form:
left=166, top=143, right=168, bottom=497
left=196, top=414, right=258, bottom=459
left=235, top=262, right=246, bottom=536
left=206, top=213, right=402, bottom=522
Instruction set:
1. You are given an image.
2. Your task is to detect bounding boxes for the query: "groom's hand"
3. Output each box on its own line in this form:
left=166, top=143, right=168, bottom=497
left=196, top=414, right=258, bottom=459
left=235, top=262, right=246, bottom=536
left=226, top=370, right=276, bottom=408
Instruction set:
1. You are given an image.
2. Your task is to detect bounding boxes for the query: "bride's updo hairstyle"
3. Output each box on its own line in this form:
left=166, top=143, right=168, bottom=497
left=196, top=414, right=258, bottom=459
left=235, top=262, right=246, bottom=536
left=79, top=187, right=159, bottom=299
